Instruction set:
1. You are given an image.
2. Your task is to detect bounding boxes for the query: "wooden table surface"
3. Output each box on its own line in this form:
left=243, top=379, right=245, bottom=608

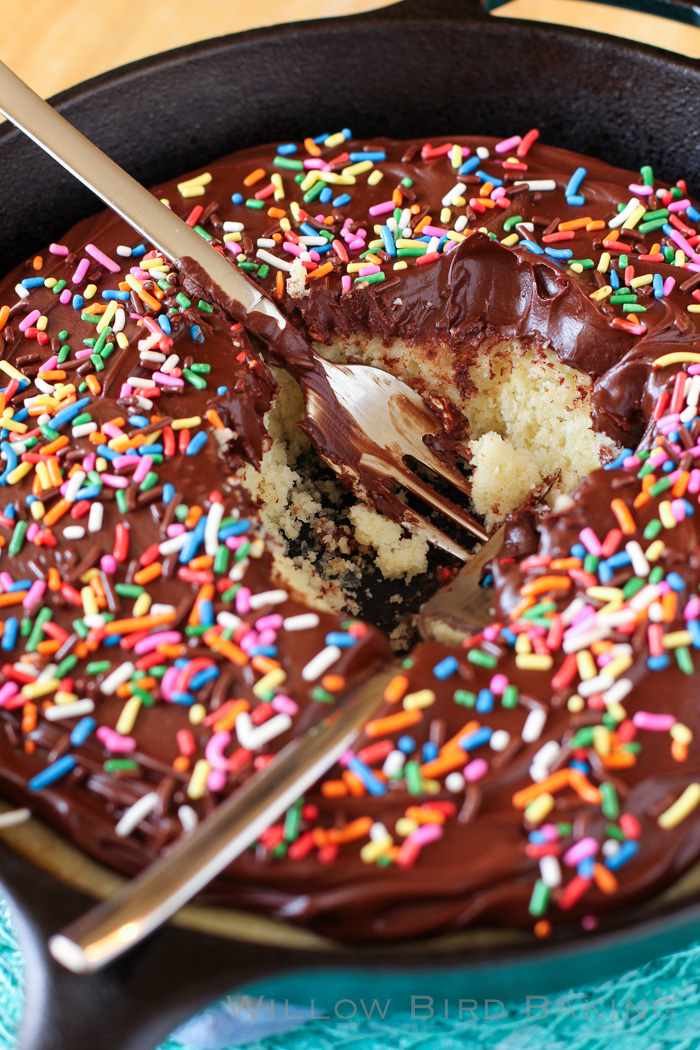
left=1, top=0, right=698, bottom=101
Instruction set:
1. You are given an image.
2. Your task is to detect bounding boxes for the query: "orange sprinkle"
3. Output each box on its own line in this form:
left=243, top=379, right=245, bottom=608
left=251, top=655, right=281, bottom=674
left=38, top=370, right=67, bottom=382
left=327, top=817, right=373, bottom=843
left=610, top=498, right=636, bottom=535
left=439, top=719, right=480, bottom=755
left=364, top=709, right=423, bottom=738
left=21, top=704, right=38, bottom=734
left=24, top=740, right=36, bottom=756
left=633, top=491, right=650, bottom=510
left=184, top=505, right=203, bottom=530
left=534, top=920, right=552, bottom=939
left=672, top=471, right=690, bottom=498
left=81, top=303, right=106, bottom=315
left=275, top=269, right=285, bottom=298
left=671, top=740, right=689, bottom=763
left=304, top=137, right=322, bottom=157
left=267, top=206, right=286, bottom=218
left=321, top=674, right=345, bottom=693
left=40, top=435, right=69, bottom=455
left=419, top=751, right=467, bottom=779
left=213, top=699, right=250, bottom=733
left=512, top=769, right=572, bottom=808
left=405, top=805, right=447, bottom=825
left=558, top=216, right=592, bottom=231
left=320, top=780, right=348, bottom=799
left=202, top=629, right=248, bottom=665
left=342, top=770, right=366, bottom=797
left=0, top=305, right=9, bottom=329
left=189, top=555, right=214, bottom=571
left=520, top=575, right=572, bottom=598
left=479, top=181, right=494, bottom=198
left=585, top=220, right=606, bottom=231
left=104, top=612, right=176, bottom=636
left=43, top=498, right=70, bottom=527
left=384, top=674, right=409, bottom=704
left=593, top=863, right=619, bottom=895
left=306, top=262, right=333, bottom=281
left=568, top=770, right=603, bottom=804
left=133, top=563, right=162, bottom=586
left=662, top=591, right=678, bottom=623
left=205, top=408, right=225, bottom=430
left=243, top=167, right=266, bottom=187
left=414, top=214, right=432, bottom=234
left=508, top=596, right=536, bottom=621
left=36, top=639, right=61, bottom=654
left=173, top=755, right=190, bottom=773
left=32, top=256, right=43, bottom=270
left=85, top=374, right=101, bottom=396
left=392, top=187, right=403, bottom=207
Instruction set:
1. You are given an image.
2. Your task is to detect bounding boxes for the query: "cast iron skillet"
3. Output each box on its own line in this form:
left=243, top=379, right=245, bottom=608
left=3, top=2, right=700, bottom=1048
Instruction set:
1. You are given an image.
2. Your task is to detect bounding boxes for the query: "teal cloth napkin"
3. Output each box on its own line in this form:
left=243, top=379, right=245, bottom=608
left=4, top=892, right=700, bottom=1050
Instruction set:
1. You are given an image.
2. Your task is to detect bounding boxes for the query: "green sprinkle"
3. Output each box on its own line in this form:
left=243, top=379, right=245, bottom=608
left=9, top=520, right=27, bottom=556
left=502, top=684, right=519, bottom=709
left=605, top=822, right=626, bottom=842
left=649, top=476, right=673, bottom=497
left=583, top=554, right=599, bottom=574
left=57, top=345, right=70, bottom=363
left=622, top=577, right=645, bottom=599
left=301, top=183, right=324, bottom=204
left=80, top=312, right=99, bottom=324
left=182, top=368, right=207, bottom=390
left=258, top=264, right=270, bottom=279
left=176, top=293, right=191, bottom=309
left=600, top=781, right=619, bottom=819
left=214, top=546, right=230, bottom=574
left=56, top=654, right=79, bottom=678
left=221, top=584, right=241, bottom=603
left=354, top=272, right=386, bottom=285
left=58, top=329, right=68, bottom=340
left=623, top=303, right=646, bottom=314
left=139, top=471, right=159, bottom=492
left=649, top=566, right=665, bottom=585
left=396, top=245, right=427, bottom=256
left=643, top=518, right=662, bottom=540
left=274, top=156, right=303, bottom=171
left=283, top=800, right=302, bottom=842
left=185, top=625, right=209, bottom=637
left=571, top=727, right=594, bottom=748
left=467, top=649, right=498, bottom=669
left=641, top=164, right=654, bottom=187
left=245, top=198, right=266, bottom=209
left=26, top=608, right=53, bottom=652
left=52, top=279, right=66, bottom=295
left=190, top=362, right=211, bottom=374
left=311, top=687, right=335, bottom=703
left=86, top=660, right=112, bottom=675
left=676, top=646, right=694, bottom=675
left=104, top=759, right=140, bottom=773
left=503, top=214, right=523, bottom=232
left=194, top=225, right=213, bottom=242
left=72, top=619, right=89, bottom=639
left=115, top=490, right=128, bottom=514
left=528, top=879, right=550, bottom=917
left=404, top=760, right=423, bottom=796
left=453, top=689, right=477, bottom=708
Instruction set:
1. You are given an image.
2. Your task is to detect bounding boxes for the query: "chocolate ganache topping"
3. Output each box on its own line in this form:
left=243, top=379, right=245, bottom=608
left=2, top=129, right=700, bottom=943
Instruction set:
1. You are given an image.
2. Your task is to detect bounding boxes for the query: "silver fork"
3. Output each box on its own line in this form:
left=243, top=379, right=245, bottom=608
left=0, top=60, right=487, bottom=557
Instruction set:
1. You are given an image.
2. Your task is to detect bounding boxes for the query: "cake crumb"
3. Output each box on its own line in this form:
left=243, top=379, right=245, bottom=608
left=348, top=505, right=429, bottom=580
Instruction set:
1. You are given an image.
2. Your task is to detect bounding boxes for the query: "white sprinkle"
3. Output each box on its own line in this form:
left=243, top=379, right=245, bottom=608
left=15, top=284, right=30, bottom=299
left=127, top=376, right=153, bottom=389
left=139, top=350, right=166, bottom=363
left=256, top=248, right=293, bottom=271
left=256, top=238, right=277, bottom=249
left=626, top=540, right=650, bottom=578
left=476, top=146, right=490, bottom=159
left=515, top=179, right=557, bottom=192
left=101, top=661, right=135, bottom=696
left=88, top=502, right=104, bottom=534
left=217, top=611, right=242, bottom=631
left=133, top=396, right=153, bottom=410
left=609, top=197, right=640, bottom=229
left=382, top=749, right=405, bottom=778
left=62, top=526, right=85, bottom=541
left=83, top=614, right=106, bottom=629
left=369, top=822, right=389, bottom=841
left=283, top=613, right=320, bottom=632
left=64, top=470, right=86, bottom=503
left=160, top=353, right=180, bottom=375
left=489, top=729, right=511, bottom=751
left=235, top=711, right=292, bottom=750
left=688, top=375, right=700, bottom=407
left=298, top=236, right=329, bottom=247
left=603, top=678, right=633, bottom=706
left=116, top=245, right=133, bottom=257
left=539, top=855, right=562, bottom=888
left=445, top=771, right=465, bottom=793
left=178, top=805, right=199, bottom=832
left=115, top=792, right=160, bottom=838
left=522, top=708, right=547, bottom=743
left=602, top=839, right=621, bottom=858
left=0, top=808, right=31, bottom=829
left=454, top=214, right=469, bottom=232
left=248, top=589, right=288, bottom=610
left=159, top=533, right=188, bottom=556
left=301, top=645, right=342, bottom=682
left=35, top=378, right=55, bottom=395
left=113, top=307, right=126, bottom=333
left=577, top=674, right=614, bottom=698
left=72, top=422, right=97, bottom=438
left=560, top=597, right=587, bottom=626
left=204, top=500, right=225, bottom=557
left=150, top=604, right=176, bottom=617
left=441, top=182, right=466, bottom=208
left=44, top=699, right=95, bottom=721
left=223, top=221, right=245, bottom=233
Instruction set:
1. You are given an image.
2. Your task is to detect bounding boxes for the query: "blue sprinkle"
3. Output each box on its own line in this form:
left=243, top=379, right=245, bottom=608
left=577, top=857, right=595, bottom=879
left=319, top=187, right=333, bottom=204
left=333, top=194, right=351, bottom=208
left=249, top=645, right=278, bottom=658
left=96, top=444, right=119, bottom=462
left=313, top=133, right=330, bottom=144
left=570, top=543, right=587, bottom=559
left=519, top=240, right=544, bottom=255
left=422, top=741, right=439, bottom=762
left=196, top=600, right=215, bottom=628
left=433, top=655, right=458, bottom=680
left=138, top=444, right=163, bottom=457
left=566, top=193, right=585, bottom=206
left=74, top=486, right=101, bottom=501
left=8, top=579, right=31, bottom=591
left=683, top=500, right=695, bottom=516
left=2, top=505, right=15, bottom=520
left=174, top=657, right=190, bottom=671
left=544, top=247, right=573, bottom=259
left=313, top=242, right=333, bottom=255
left=217, top=385, right=228, bottom=395
left=605, top=839, right=639, bottom=871
left=610, top=270, right=620, bottom=289
left=231, top=193, right=243, bottom=205
left=300, top=223, right=320, bottom=238
left=603, top=448, right=633, bottom=471
left=158, top=315, right=172, bottom=334
left=458, top=156, right=480, bottom=176
left=163, top=483, right=176, bottom=504
left=687, top=620, right=700, bottom=649
left=687, top=206, right=700, bottom=223
left=128, top=415, right=150, bottom=428
left=185, top=431, right=208, bottom=456
left=102, top=290, right=130, bottom=301
left=529, top=830, right=547, bottom=844
left=607, top=551, right=631, bottom=569
left=397, top=735, right=416, bottom=754
left=171, top=691, right=196, bottom=706
left=653, top=273, right=664, bottom=298
left=569, top=759, right=590, bottom=774
left=476, top=689, right=494, bottom=714
left=189, top=666, right=219, bottom=691
left=179, top=516, right=207, bottom=563
left=1, top=617, right=18, bottom=651
left=29, top=755, right=77, bottom=792
left=346, top=756, right=386, bottom=795
left=190, top=324, right=204, bottom=344
left=103, top=634, right=121, bottom=648
left=21, top=277, right=45, bottom=289
left=52, top=397, right=90, bottom=430
left=277, top=143, right=297, bottom=155
left=72, top=295, right=84, bottom=310
left=349, top=151, right=385, bottom=162
left=565, top=167, right=587, bottom=199
left=70, top=717, right=96, bottom=747
left=324, top=631, right=356, bottom=648
left=500, top=628, right=517, bottom=646
left=662, top=459, right=675, bottom=473
left=647, top=654, right=670, bottom=671
left=380, top=225, right=396, bottom=257
left=219, top=519, right=250, bottom=540
left=460, top=726, right=493, bottom=751
left=0, top=441, right=18, bottom=485
left=476, top=169, right=502, bottom=187
left=662, top=223, right=674, bottom=237
left=131, top=244, right=147, bottom=257
left=598, top=562, right=614, bottom=584
left=666, top=572, right=686, bottom=592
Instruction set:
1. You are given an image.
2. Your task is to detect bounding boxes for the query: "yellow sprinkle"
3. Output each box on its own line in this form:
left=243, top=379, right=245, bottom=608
left=663, top=630, right=693, bottom=649
left=6, top=462, right=33, bottom=486
left=446, top=230, right=466, bottom=243
left=604, top=655, right=633, bottom=679
left=629, top=273, right=653, bottom=288
left=688, top=305, right=700, bottom=314
left=81, top=586, right=98, bottom=618
left=35, top=461, right=51, bottom=491
left=21, top=678, right=60, bottom=700
left=675, top=249, right=686, bottom=267
left=360, top=835, right=393, bottom=864
left=223, top=232, right=242, bottom=242
left=577, top=650, right=597, bottom=681
left=280, top=217, right=291, bottom=232
left=451, top=144, right=462, bottom=169
left=318, top=172, right=355, bottom=186
left=139, top=255, right=165, bottom=270
left=622, top=205, right=646, bottom=230
left=593, top=724, right=611, bottom=756
left=346, top=262, right=367, bottom=273
left=171, top=416, right=201, bottom=431
left=567, top=695, right=585, bottom=713
left=324, top=132, right=346, bottom=149
left=253, top=668, right=286, bottom=698
left=187, top=759, right=211, bottom=800
left=132, top=593, right=152, bottom=618
left=515, top=653, right=553, bottom=671
left=453, top=196, right=466, bottom=207
left=367, top=169, right=383, bottom=186
left=645, top=539, right=665, bottom=562
left=395, top=818, right=419, bottom=837
left=597, top=251, right=611, bottom=273
left=36, top=315, right=48, bottom=331
left=29, top=500, right=45, bottom=521
left=83, top=283, right=96, bottom=300
left=671, top=723, right=693, bottom=745
left=590, top=285, right=612, bottom=301
left=440, top=207, right=451, bottom=224
left=501, top=233, right=519, bottom=247
left=607, top=702, right=627, bottom=723
left=569, top=262, right=584, bottom=274
left=658, top=783, right=700, bottom=830
left=586, top=586, right=623, bottom=602
left=2, top=418, right=28, bottom=436
left=116, top=696, right=142, bottom=736
left=54, top=691, right=78, bottom=705
left=342, top=160, right=373, bottom=178
left=0, top=361, right=25, bottom=383
left=44, top=278, right=57, bottom=289
left=116, top=332, right=129, bottom=350
left=403, top=689, right=436, bottom=710
left=524, top=792, right=555, bottom=825
left=659, top=500, right=677, bottom=530
left=189, top=704, right=206, bottom=726
left=653, top=351, right=700, bottom=369
left=515, top=632, right=532, bottom=654
left=96, top=300, right=119, bottom=334
left=300, top=170, right=319, bottom=192
left=177, top=172, right=212, bottom=191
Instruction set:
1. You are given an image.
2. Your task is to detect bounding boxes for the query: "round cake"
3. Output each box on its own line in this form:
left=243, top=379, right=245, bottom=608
left=1, top=127, right=700, bottom=943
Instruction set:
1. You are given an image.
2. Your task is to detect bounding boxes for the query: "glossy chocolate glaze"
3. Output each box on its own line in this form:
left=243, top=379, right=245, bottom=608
left=2, top=132, right=700, bottom=943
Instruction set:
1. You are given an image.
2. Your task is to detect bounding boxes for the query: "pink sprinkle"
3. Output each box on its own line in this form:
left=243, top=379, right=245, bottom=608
left=101, top=555, right=117, bottom=575
left=495, top=134, right=522, bottom=154
left=0, top=682, right=19, bottom=708
left=490, top=674, right=508, bottom=696
left=633, top=711, right=675, bottom=731
left=72, top=258, right=90, bottom=285
left=303, top=158, right=330, bottom=171
left=152, top=372, right=184, bottom=387
left=0, top=572, right=13, bottom=592
left=669, top=199, right=691, bottom=213
left=235, top=587, right=252, bottom=615
left=75, top=348, right=94, bottom=360
left=132, top=456, right=153, bottom=484
left=539, top=823, right=560, bottom=843
left=166, top=523, right=186, bottom=538
left=113, top=455, right=140, bottom=470
left=103, top=423, right=125, bottom=438
left=368, top=201, right=395, bottom=216
left=464, top=758, right=489, bottom=782
left=96, top=726, right=136, bottom=752
left=358, top=264, right=380, bottom=277
left=101, top=474, right=129, bottom=489
left=623, top=455, right=641, bottom=470
left=49, top=242, right=69, bottom=255
left=19, top=310, right=40, bottom=333
left=86, top=243, right=121, bottom=273
left=207, top=769, right=227, bottom=793
left=664, top=276, right=676, bottom=296
left=628, top=184, right=653, bottom=196
left=255, top=614, right=283, bottom=631
left=341, top=275, right=351, bottom=293
left=491, top=186, right=507, bottom=201
left=59, top=289, right=72, bottom=305
left=119, top=384, right=133, bottom=398
left=685, top=595, right=700, bottom=619
left=205, top=730, right=232, bottom=769
left=271, top=695, right=299, bottom=716
left=43, top=355, right=58, bottom=371
left=444, top=239, right=458, bottom=252
left=563, top=836, right=598, bottom=867
left=689, top=365, right=700, bottom=376
left=667, top=227, right=700, bottom=262
left=407, top=823, right=444, bottom=846
left=579, top=527, right=602, bottom=556
left=135, top=631, right=182, bottom=656
left=671, top=498, right=687, bottom=522
left=23, top=580, right=46, bottom=609
left=422, top=225, right=447, bottom=239
left=27, top=523, right=39, bottom=543
left=348, top=238, right=365, bottom=251
left=130, top=267, right=150, bottom=281
left=282, top=241, right=303, bottom=258
left=257, top=629, right=277, bottom=647
left=482, top=624, right=501, bottom=642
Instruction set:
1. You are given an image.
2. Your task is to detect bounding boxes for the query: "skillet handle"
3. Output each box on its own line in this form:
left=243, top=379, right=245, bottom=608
left=482, top=0, right=700, bottom=26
